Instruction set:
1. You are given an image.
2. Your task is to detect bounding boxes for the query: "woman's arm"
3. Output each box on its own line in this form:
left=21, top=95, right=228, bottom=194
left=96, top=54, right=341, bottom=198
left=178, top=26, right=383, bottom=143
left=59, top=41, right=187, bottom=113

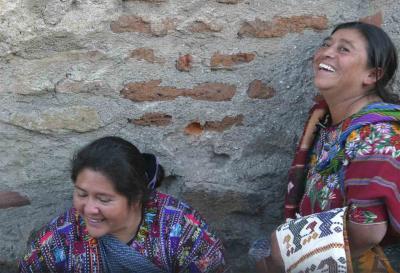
left=347, top=221, right=387, bottom=258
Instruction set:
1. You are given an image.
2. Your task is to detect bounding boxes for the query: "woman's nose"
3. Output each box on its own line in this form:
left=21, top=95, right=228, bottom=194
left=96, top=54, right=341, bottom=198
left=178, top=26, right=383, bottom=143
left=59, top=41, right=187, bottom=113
left=321, top=46, right=335, bottom=58
left=84, top=198, right=100, bottom=214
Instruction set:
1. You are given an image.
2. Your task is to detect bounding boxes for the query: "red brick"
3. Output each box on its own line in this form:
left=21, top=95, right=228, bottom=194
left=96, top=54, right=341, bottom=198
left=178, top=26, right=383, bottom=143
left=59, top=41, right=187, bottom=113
left=129, top=112, right=172, bottom=126
left=210, top=52, right=255, bottom=70
left=247, top=80, right=275, bottom=99
left=189, top=20, right=222, bottom=33
left=0, top=191, right=30, bottom=209
left=238, top=15, right=328, bottom=38
left=184, top=122, right=204, bottom=135
left=121, top=80, right=236, bottom=102
left=130, top=47, right=165, bottom=63
left=110, top=16, right=176, bottom=36
left=176, top=54, right=193, bottom=72
left=189, top=83, right=236, bottom=101
left=204, top=115, right=244, bottom=132
left=216, top=0, right=240, bottom=3
left=111, top=16, right=151, bottom=33
left=125, top=0, right=166, bottom=2
left=360, top=11, right=383, bottom=27
left=151, top=18, right=177, bottom=36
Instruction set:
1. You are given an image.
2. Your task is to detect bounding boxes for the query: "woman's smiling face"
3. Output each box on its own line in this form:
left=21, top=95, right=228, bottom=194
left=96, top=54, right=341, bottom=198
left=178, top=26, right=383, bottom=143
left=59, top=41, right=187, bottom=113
left=73, top=168, right=141, bottom=241
left=313, top=28, right=376, bottom=100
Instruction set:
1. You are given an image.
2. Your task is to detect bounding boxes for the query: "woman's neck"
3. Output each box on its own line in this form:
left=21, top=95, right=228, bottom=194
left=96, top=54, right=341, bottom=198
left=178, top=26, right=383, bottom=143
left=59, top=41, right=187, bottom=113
left=326, top=94, right=382, bottom=125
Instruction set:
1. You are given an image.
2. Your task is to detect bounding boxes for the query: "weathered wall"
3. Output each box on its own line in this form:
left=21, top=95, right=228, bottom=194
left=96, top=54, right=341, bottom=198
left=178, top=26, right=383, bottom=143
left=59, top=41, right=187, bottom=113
left=1, top=0, right=399, bottom=272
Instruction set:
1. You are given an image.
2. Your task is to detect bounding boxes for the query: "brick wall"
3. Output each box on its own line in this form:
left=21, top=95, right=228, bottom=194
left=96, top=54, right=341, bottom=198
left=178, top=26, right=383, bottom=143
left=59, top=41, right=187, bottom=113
left=0, top=1, right=399, bottom=272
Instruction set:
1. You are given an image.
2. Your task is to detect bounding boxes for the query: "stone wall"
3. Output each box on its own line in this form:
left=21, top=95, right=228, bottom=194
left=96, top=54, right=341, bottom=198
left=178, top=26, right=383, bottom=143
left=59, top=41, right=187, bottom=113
left=1, top=0, right=399, bottom=272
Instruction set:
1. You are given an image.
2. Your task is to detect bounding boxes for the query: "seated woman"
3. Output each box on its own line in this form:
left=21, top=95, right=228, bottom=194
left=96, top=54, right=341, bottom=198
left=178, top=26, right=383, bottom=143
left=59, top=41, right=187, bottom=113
left=251, top=21, right=400, bottom=272
left=19, top=136, right=227, bottom=273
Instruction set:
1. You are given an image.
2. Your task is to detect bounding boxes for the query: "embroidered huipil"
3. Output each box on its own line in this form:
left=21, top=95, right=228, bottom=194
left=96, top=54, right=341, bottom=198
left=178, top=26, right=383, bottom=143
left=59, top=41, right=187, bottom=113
left=19, top=191, right=226, bottom=273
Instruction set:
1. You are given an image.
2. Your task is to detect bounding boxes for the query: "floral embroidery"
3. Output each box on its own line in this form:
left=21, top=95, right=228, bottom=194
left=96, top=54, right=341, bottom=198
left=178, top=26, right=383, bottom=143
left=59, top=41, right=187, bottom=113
left=302, top=120, right=400, bottom=220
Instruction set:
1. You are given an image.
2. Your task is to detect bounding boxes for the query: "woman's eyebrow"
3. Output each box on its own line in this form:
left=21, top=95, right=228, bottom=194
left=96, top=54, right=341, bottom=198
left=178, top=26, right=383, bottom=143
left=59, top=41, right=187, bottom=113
left=322, top=36, right=332, bottom=43
left=74, top=185, right=86, bottom=192
left=338, top=38, right=356, bottom=49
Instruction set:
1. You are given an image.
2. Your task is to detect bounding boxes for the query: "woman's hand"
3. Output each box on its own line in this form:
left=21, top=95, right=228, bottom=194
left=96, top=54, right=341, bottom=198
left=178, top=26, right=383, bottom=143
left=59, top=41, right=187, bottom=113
left=254, top=232, right=284, bottom=273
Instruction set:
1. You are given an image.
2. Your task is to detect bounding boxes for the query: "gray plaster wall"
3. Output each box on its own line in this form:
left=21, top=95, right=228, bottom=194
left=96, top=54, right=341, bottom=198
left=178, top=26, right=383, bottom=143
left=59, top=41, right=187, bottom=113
left=0, top=0, right=399, bottom=272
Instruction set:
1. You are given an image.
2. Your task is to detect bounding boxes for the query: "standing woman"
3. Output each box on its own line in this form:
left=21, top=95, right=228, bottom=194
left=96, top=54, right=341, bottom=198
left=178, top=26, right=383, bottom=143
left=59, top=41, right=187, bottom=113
left=253, top=22, right=400, bottom=272
left=20, top=136, right=227, bottom=273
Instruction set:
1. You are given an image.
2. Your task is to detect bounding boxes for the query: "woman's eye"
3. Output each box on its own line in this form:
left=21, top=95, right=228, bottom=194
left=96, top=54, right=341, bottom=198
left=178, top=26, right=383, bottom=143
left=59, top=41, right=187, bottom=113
left=338, top=46, right=349, bottom=52
left=320, top=41, right=330, bottom=48
left=98, top=197, right=111, bottom=203
left=76, top=192, right=87, bottom=198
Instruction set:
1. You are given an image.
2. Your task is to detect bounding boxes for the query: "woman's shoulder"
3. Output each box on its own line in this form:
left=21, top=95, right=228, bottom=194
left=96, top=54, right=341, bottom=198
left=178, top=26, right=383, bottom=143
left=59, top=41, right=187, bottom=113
left=31, top=208, right=78, bottom=241
left=345, top=121, right=400, bottom=159
left=147, top=191, right=210, bottom=229
left=20, top=208, right=83, bottom=271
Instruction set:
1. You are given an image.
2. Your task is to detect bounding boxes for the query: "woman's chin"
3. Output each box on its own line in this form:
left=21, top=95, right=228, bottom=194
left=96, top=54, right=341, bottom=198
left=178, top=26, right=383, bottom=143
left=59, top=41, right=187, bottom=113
left=86, top=228, right=107, bottom=238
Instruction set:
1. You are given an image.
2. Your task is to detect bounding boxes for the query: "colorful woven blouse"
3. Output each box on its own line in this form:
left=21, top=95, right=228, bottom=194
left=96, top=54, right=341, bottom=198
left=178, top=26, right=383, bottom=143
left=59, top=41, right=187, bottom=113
left=300, top=120, right=400, bottom=225
left=285, top=102, right=400, bottom=238
left=19, top=191, right=226, bottom=273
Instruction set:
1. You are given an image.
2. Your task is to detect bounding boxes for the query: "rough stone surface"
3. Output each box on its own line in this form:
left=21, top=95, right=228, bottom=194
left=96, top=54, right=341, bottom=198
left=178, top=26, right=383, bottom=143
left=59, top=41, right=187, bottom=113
left=1, top=1, right=400, bottom=272
left=5, top=106, right=102, bottom=134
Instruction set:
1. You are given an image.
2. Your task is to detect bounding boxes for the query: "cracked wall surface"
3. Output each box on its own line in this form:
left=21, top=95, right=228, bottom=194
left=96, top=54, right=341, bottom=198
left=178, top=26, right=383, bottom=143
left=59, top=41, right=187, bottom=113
left=1, top=0, right=400, bottom=272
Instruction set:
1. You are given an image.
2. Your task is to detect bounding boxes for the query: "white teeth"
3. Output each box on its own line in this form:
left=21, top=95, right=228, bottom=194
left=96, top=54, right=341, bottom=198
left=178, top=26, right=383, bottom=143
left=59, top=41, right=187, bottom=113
left=319, top=63, right=335, bottom=72
left=88, top=217, right=103, bottom=223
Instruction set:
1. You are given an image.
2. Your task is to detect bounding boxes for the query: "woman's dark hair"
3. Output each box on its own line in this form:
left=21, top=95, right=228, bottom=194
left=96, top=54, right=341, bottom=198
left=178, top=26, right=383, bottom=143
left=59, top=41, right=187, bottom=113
left=332, top=21, right=399, bottom=103
left=71, top=136, right=164, bottom=204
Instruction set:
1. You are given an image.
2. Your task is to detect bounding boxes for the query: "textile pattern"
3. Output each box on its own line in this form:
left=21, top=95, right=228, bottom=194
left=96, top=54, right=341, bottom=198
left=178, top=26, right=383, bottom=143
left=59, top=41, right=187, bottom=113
left=283, top=101, right=400, bottom=272
left=276, top=207, right=351, bottom=273
left=19, top=191, right=226, bottom=273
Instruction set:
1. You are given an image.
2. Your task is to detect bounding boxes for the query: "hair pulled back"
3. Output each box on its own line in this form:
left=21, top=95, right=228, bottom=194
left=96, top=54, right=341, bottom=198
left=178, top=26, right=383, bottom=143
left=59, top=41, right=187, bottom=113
left=332, top=21, right=399, bottom=103
left=71, top=136, right=164, bottom=204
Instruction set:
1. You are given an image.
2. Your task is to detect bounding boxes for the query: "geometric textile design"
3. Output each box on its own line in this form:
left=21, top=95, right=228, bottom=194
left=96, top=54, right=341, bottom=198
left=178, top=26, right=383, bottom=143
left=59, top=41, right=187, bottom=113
left=276, top=207, right=349, bottom=273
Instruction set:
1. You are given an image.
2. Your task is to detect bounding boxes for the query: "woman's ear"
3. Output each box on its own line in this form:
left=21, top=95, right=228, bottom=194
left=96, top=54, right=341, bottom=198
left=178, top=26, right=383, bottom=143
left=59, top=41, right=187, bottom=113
left=363, top=67, right=383, bottom=86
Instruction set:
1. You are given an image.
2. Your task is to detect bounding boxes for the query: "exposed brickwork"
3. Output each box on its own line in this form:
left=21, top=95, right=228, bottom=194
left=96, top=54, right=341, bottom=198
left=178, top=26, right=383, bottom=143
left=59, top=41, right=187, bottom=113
left=238, top=15, right=328, bottom=38
left=111, top=16, right=151, bottom=33
left=151, top=18, right=177, bottom=36
left=360, top=11, right=383, bottom=27
left=185, top=115, right=244, bottom=135
left=110, top=16, right=176, bottom=36
left=216, top=0, right=240, bottom=3
left=0, top=191, right=30, bottom=209
left=210, top=52, right=255, bottom=70
left=205, top=115, right=244, bottom=132
left=129, top=112, right=172, bottom=126
left=176, top=54, right=193, bottom=72
left=121, top=80, right=236, bottom=102
left=247, top=80, right=276, bottom=99
left=130, top=47, right=165, bottom=63
left=184, top=122, right=204, bottom=135
left=125, top=0, right=166, bottom=2
left=189, top=20, right=223, bottom=33
left=190, top=83, right=236, bottom=101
